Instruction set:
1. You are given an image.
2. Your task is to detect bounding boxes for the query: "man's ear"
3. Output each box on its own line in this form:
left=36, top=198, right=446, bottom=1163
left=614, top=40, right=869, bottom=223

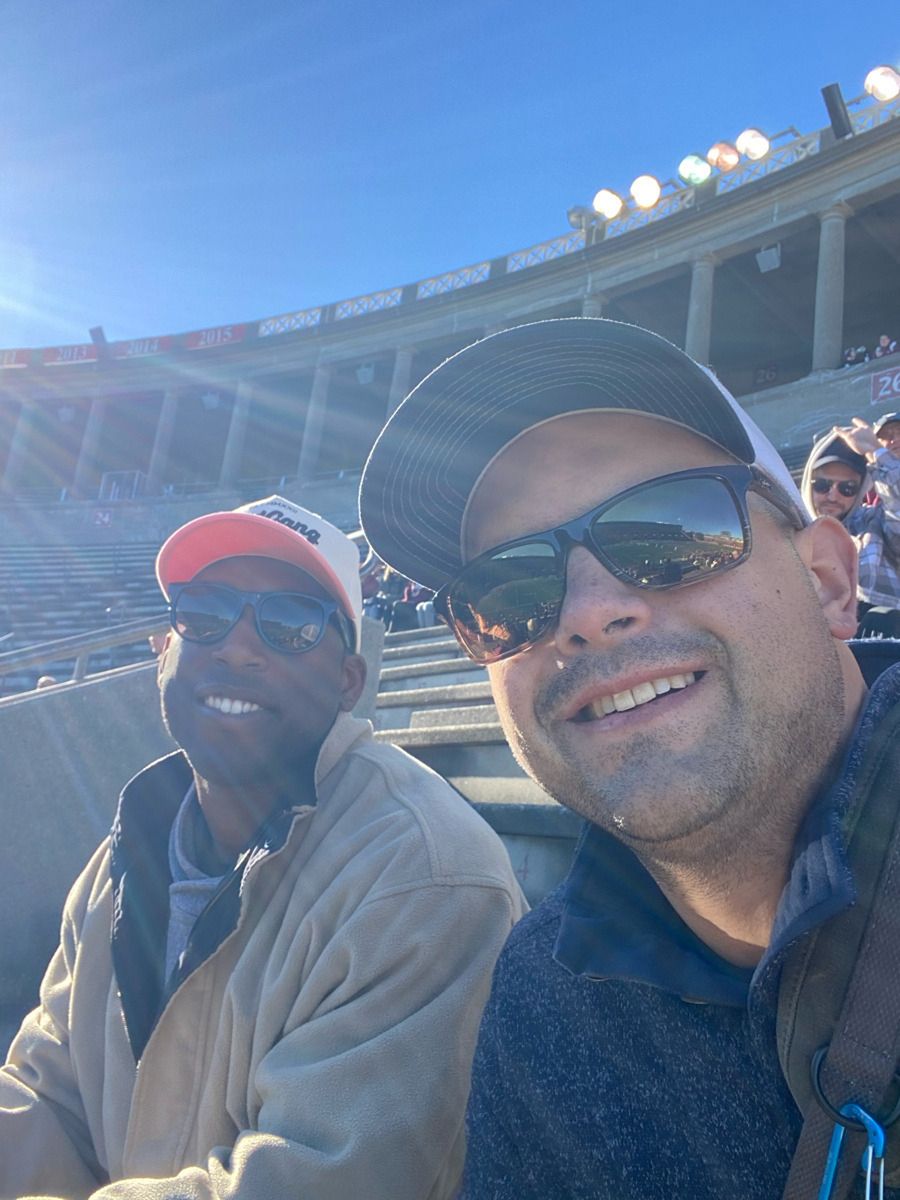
left=339, top=653, right=368, bottom=712
left=793, top=516, right=859, bottom=640
left=156, top=630, right=175, bottom=686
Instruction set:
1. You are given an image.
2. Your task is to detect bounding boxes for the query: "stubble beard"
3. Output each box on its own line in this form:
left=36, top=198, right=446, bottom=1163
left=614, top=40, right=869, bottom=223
left=500, top=631, right=846, bottom=886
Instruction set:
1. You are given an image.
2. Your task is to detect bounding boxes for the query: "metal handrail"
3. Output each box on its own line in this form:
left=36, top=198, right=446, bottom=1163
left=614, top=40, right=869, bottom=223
left=0, top=614, right=168, bottom=682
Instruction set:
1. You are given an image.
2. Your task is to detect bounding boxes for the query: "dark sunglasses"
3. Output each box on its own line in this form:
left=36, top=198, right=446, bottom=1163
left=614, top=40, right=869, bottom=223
left=435, top=465, right=804, bottom=664
left=811, top=477, right=861, bottom=498
left=169, top=582, right=354, bottom=654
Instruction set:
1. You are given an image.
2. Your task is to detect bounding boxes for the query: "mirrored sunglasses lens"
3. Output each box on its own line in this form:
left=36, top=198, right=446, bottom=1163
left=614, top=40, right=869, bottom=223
left=812, top=478, right=860, bottom=497
left=174, top=584, right=238, bottom=642
left=258, top=594, right=325, bottom=652
left=591, top=477, right=746, bottom=586
left=449, top=542, right=562, bottom=659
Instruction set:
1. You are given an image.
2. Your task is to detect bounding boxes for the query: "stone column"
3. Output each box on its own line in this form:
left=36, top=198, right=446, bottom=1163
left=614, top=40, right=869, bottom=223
left=812, top=203, right=852, bottom=371
left=219, top=380, right=253, bottom=486
left=296, top=363, right=331, bottom=482
left=684, top=254, right=717, bottom=364
left=72, top=395, right=108, bottom=497
left=2, top=402, right=40, bottom=492
left=386, top=348, right=414, bottom=417
left=147, top=388, right=179, bottom=493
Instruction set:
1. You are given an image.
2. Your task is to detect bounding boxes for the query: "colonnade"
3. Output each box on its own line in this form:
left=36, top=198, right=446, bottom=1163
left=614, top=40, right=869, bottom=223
left=580, top=203, right=854, bottom=373
left=0, top=200, right=861, bottom=498
left=0, top=344, right=419, bottom=497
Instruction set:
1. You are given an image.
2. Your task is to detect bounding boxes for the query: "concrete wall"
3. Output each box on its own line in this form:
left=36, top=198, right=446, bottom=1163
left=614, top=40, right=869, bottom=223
left=0, top=664, right=175, bottom=1017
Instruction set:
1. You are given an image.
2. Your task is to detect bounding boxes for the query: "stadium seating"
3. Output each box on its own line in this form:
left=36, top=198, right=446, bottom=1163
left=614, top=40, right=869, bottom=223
left=0, top=542, right=164, bottom=693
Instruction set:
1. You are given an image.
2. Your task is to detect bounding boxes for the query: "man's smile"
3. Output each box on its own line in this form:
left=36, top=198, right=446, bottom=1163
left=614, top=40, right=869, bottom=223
left=570, top=670, right=703, bottom=722
left=194, top=684, right=274, bottom=718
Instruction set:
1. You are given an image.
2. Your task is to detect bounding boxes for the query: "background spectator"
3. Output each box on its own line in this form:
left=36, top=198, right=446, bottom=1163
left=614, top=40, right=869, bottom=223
left=801, top=417, right=900, bottom=637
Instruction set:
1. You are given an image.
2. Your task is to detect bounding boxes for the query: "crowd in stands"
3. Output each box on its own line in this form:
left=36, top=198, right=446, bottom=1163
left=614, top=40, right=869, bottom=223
left=360, top=560, right=437, bottom=632
left=842, top=332, right=898, bottom=366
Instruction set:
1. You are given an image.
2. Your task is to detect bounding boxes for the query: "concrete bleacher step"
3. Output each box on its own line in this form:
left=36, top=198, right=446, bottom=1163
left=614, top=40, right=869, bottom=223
left=381, top=635, right=461, bottom=665
left=375, top=721, right=551, bottom=808
left=409, top=703, right=497, bottom=728
left=378, top=656, right=486, bottom=691
left=382, top=624, right=450, bottom=646
left=375, top=679, right=493, bottom=730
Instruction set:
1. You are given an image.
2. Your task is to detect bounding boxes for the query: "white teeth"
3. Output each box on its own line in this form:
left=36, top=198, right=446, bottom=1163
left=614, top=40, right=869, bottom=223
left=204, top=695, right=261, bottom=715
left=632, top=681, right=656, bottom=705
left=584, top=671, right=699, bottom=721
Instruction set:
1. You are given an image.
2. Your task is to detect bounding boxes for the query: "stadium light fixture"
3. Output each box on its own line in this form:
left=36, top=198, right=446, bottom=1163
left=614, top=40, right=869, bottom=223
left=677, top=154, right=713, bottom=186
left=591, top=189, right=624, bottom=220
left=567, top=205, right=606, bottom=246
left=735, top=128, right=770, bottom=160
left=629, top=175, right=661, bottom=209
left=865, top=65, right=900, bottom=102
left=706, top=141, right=740, bottom=172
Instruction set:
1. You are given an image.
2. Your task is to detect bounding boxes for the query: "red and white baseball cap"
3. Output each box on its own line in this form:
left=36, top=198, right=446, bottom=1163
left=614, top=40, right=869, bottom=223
left=156, top=496, right=362, bottom=649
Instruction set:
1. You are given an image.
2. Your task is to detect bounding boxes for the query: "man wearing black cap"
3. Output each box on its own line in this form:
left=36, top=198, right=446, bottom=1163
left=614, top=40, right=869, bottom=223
left=360, top=319, right=900, bottom=1199
left=801, top=417, right=900, bottom=635
left=0, top=495, right=525, bottom=1200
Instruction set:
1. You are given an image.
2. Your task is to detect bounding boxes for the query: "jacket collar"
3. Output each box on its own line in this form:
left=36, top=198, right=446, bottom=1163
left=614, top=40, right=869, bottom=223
left=108, top=711, right=374, bottom=1061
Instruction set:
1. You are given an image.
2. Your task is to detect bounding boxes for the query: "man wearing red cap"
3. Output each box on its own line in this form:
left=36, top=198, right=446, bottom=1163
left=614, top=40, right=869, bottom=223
left=0, top=495, right=525, bottom=1200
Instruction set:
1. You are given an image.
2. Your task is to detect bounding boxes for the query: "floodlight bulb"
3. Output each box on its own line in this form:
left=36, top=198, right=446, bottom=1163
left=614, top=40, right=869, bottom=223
left=677, top=154, right=713, bottom=186
left=591, top=189, right=624, bottom=220
left=706, top=141, right=740, bottom=172
left=735, top=128, right=770, bottom=160
left=629, top=174, right=661, bottom=209
left=865, top=66, right=900, bottom=102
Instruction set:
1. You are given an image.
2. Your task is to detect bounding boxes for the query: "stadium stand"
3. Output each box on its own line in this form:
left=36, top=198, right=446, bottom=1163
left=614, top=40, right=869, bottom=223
left=0, top=81, right=898, bottom=702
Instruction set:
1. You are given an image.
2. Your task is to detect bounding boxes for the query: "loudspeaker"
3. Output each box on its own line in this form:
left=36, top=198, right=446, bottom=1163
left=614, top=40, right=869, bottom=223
left=821, top=83, right=853, bottom=141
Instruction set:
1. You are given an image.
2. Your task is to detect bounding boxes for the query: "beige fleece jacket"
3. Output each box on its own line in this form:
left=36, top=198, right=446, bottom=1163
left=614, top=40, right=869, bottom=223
left=0, top=713, right=527, bottom=1199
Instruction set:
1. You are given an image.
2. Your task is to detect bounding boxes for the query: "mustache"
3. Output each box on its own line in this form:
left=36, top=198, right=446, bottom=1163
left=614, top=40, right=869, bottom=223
left=534, top=632, right=723, bottom=720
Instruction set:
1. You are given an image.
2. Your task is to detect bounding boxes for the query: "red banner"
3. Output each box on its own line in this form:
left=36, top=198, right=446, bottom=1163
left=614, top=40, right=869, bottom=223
left=871, top=363, right=900, bottom=406
left=184, top=324, right=246, bottom=351
left=112, top=336, right=173, bottom=359
left=0, top=348, right=29, bottom=368
left=42, top=344, right=98, bottom=366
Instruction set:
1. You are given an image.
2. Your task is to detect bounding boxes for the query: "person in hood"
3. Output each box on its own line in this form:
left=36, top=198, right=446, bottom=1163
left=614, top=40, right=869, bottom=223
left=800, top=417, right=900, bottom=635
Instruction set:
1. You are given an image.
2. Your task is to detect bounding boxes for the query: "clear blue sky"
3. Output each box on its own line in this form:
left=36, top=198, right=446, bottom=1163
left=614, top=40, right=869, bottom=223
left=0, top=1, right=895, bottom=348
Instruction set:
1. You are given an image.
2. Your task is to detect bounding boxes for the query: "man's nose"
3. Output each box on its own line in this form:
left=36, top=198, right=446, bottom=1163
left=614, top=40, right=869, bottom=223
left=211, top=604, right=267, bottom=668
left=552, top=546, right=654, bottom=653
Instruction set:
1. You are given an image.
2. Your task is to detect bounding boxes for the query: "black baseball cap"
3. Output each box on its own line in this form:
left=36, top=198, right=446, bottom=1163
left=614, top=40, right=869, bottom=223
left=359, top=317, right=806, bottom=590
left=808, top=436, right=867, bottom=477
